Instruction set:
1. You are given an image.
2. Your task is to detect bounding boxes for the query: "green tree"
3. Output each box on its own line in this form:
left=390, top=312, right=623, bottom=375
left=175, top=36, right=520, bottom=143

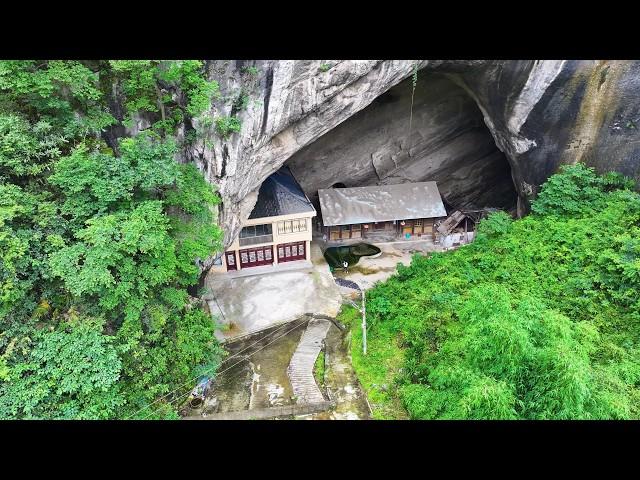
left=350, top=164, right=640, bottom=419
left=0, top=60, right=225, bottom=419
left=0, top=319, right=124, bottom=419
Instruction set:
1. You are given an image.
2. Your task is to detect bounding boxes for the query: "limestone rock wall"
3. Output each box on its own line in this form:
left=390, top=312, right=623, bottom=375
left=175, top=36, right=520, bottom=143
left=285, top=72, right=517, bottom=212
left=180, top=60, right=640, bottom=261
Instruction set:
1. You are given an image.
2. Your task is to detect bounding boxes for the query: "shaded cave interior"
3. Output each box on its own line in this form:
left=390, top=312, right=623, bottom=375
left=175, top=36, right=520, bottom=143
left=283, top=70, right=518, bottom=220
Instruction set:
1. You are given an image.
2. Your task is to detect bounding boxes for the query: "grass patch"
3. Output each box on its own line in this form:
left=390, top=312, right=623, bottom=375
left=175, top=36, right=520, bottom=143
left=313, top=349, right=325, bottom=389
left=339, top=305, right=409, bottom=419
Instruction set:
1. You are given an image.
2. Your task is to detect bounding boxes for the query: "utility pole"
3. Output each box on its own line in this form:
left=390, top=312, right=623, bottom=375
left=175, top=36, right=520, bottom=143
left=361, top=287, right=367, bottom=356
left=465, top=216, right=469, bottom=244
left=340, top=278, right=367, bottom=355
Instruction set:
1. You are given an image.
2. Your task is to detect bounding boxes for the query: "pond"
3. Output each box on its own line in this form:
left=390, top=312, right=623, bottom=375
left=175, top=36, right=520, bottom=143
left=323, top=242, right=381, bottom=269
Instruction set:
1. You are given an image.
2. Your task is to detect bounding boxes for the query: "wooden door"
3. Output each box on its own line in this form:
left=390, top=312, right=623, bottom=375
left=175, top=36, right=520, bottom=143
left=225, top=251, right=237, bottom=271
left=239, top=246, right=273, bottom=268
left=277, top=241, right=306, bottom=262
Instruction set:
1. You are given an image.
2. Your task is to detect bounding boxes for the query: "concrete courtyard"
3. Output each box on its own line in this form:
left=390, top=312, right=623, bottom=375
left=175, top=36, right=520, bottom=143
left=204, top=243, right=342, bottom=342
left=203, top=238, right=462, bottom=342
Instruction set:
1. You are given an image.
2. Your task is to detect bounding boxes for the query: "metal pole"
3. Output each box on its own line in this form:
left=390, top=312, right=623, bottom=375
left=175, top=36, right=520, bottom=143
left=362, top=288, right=367, bottom=356
left=465, top=217, right=469, bottom=244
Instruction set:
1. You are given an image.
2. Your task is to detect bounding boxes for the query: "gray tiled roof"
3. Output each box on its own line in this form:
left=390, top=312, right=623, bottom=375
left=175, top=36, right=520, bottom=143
left=248, top=166, right=316, bottom=219
left=318, top=182, right=447, bottom=226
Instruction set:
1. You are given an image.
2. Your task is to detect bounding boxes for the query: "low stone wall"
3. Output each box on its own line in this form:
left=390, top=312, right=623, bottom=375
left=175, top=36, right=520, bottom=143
left=223, top=316, right=311, bottom=352
left=440, top=231, right=476, bottom=248
left=184, top=401, right=333, bottom=420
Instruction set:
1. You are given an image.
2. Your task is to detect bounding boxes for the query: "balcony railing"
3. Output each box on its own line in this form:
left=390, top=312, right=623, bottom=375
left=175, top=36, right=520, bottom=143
left=239, top=234, right=273, bottom=247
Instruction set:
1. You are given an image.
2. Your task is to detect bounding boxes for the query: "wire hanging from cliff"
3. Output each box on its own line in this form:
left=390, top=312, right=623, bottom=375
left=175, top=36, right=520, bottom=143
left=407, top=62, right=419, bottom=155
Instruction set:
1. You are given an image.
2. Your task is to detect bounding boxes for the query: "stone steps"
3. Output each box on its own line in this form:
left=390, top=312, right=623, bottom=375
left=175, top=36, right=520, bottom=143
left=287, top=318, right=332, bottom=404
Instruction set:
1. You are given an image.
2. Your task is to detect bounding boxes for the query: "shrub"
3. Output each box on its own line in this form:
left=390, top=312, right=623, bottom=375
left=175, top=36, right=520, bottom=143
left=350, top=164, right=640, bottom=419
left=215, top=116, right=242, bottom=139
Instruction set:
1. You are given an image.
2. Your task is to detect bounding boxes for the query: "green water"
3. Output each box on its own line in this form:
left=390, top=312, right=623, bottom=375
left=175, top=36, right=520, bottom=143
left=323, top=243, right=381, bottom=268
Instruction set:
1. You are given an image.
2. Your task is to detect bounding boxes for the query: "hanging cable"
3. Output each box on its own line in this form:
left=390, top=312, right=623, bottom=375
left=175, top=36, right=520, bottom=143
left=131, top=318, right=310, bottom=420
left=124, top=317, right=306, bottom=419
left=407, top=61, right=419, bottom=153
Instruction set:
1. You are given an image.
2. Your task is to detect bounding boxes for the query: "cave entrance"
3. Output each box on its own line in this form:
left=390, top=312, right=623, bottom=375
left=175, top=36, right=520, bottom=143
left=284, top=70, right=518, bottom=215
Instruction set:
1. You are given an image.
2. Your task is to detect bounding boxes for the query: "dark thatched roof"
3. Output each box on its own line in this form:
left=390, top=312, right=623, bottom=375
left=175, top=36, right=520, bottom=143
left=248, top=166, right=316, bottom=220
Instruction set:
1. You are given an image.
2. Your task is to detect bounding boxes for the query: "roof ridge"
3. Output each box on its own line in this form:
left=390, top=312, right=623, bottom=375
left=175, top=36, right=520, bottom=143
left=318, top=180, right=438, bottom=193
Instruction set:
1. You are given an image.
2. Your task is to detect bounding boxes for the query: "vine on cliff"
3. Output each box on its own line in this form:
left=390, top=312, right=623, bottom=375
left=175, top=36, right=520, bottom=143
left=407, top=62, right=419, bottom=153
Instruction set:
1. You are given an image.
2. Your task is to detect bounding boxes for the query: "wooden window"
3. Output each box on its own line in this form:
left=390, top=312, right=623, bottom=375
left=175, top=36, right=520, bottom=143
left=240, top=224, right=272, bottom=238
left=239, top=226, right=254, bottom=238
left=374, top=222, right=386, bottom=231
left=414, top=219, right=422, bottom=227
left=277, top=221, right=290, bottom=234
left=239, top=246, right=273, bottom=268
left=294, top=218, right=307, bottom=232
left=277, top=218, right=308, bottom=234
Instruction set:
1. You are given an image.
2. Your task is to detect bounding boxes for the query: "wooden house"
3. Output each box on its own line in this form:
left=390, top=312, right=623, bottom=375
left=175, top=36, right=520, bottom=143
left=210, top=166, right=316, bottom=274
left=317, top=182, right=447, bottom=242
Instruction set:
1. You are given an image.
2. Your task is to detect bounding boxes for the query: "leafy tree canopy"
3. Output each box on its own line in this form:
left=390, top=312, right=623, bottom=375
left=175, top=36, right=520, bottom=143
left=350, top=164, right=640, bottom=419
left=0, top=60, right=225, bottom=419
left=0, top=319, right=123, bottom=420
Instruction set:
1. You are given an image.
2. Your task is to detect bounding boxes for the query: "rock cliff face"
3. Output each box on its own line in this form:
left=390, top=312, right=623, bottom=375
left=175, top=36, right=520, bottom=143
left=285, top=71, right=517, bottom=213
left=184, top=60, right=640, bottom=258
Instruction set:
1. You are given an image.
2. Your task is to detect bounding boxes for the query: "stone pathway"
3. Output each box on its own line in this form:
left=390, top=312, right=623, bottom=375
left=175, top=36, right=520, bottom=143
left=287, top=318, right=332, bottom=404
left=318, top=323, right=371, bottom=419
